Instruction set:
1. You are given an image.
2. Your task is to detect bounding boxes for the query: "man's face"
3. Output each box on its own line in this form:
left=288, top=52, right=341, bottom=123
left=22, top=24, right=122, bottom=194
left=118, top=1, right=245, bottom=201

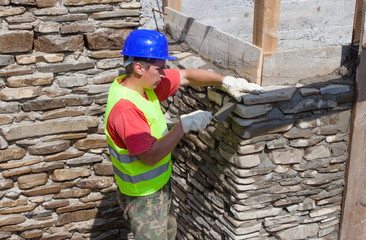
left=141, top=59, right=166, bottom=89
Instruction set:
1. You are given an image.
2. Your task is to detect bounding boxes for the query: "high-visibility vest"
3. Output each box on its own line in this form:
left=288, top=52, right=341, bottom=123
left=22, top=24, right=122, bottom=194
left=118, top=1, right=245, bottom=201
left=104, top=75, right=172, bottom=196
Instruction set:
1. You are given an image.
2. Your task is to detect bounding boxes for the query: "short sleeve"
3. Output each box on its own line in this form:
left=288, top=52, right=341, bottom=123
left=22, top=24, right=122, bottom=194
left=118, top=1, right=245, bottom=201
left=154, top=69, right=180, bottom=102
left=107, top=99, right=157, bottom=156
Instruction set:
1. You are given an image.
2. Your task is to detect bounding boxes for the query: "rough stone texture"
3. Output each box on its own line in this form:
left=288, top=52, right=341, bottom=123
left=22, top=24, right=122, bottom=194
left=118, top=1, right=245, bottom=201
left=37, top=61, right=95, bottom=73
left=43, top=147, right=84, bottom=162
left=243, top=85, right=297, bottom=105
left=36, top=0, right=58, bottom=7
left=0, top=86, right=42, bottom=101
left=178, top=56, right=207, bottom=69
left=85, top=28, right=132, bottom=50
left=75, top=176, right=114, bottom=189
left=20, top=229, right=43, bottom=239
left=0, top=147, right=26, bottom=162
left=52, top=168, right=91, bottom=181
left=275, top=223, right=319, bottom=240
left=304, top=145, right=331, bottom=160
left=7, top=73, right=53, bottom=87
left=0, top=214, right=26, bottom=227
left=94, top=162, right=114, bottom=176
left=55, top=208, right=98, bottom=226
left=34, top=22, right=60, bottom=33
left=53, top=189, right=91, bottom=199
left=0, top=55, right=15, bottom=66
left=64, top=0, right=128, bottom=6
left=40, top=108, right=84, bottom=120
left=1, top=116, right=99, bottom=141
left=23, top=94, right=93, bottom=111
left=0, top=30, right=33, bottom=53
left=17, top=173, right=48, bottom=189
left=233, top=103, right=273, bottom=118
left=74, top=134, right=107, bottom=150
left=90, top=9, right=140, bottom=19
left=34, top=35, right=84, bottom=52
left=28, top=140, right=70, bottom=155
left=269, top=148, right=304, bottom=165
left=23, top=184, right=61, bottom=197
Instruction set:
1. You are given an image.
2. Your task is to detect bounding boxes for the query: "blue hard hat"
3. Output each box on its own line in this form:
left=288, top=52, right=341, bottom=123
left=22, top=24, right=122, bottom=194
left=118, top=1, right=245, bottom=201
left=121, top=29, right=177, bottom=60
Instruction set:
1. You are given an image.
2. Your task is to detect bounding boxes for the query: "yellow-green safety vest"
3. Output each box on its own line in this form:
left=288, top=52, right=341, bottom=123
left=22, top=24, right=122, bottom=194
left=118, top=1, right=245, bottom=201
left=104, top=75, right=172, bottom=196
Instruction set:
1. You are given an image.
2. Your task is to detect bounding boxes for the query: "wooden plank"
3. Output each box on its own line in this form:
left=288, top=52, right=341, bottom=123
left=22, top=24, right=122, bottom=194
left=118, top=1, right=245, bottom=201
left=352, top=0, right=364, bottom=45
left=340, top=45, right=366, bottom=240
left=340, top=1, right=366, bottom=239
left=164, top=7, right=263, bottom=84
left=162, top=0, right=181, bottom=12
left=253, top=0, right=281, bottom=53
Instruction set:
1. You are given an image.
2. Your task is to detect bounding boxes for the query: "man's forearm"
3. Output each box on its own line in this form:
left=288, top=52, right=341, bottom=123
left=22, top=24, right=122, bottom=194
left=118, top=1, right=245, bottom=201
left=138, top=122, right=185, bottom=166
left=179, top=69, right=224, bottom=86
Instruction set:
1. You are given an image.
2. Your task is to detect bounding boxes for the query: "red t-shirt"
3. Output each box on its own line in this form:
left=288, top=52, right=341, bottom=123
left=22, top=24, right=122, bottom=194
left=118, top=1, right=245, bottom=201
left=106, top=69, right=180, bottom=156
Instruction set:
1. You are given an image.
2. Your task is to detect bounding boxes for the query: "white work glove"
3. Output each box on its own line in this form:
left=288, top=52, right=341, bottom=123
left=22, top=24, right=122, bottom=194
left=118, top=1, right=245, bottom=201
left=222, top=76, right=265, bottom=102
left=180, top=110, right=212, bottom=133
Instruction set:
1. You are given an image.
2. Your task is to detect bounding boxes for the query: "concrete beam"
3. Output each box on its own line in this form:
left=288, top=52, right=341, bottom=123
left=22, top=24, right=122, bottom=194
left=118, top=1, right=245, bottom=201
left=261, top=46, right=349, bottom=86
left=164, top=7, right=263, bottom=84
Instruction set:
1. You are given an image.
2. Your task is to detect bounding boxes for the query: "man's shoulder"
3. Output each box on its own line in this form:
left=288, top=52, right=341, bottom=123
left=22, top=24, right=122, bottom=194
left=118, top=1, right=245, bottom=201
left=110, top=99, right=141, bottom=115
left=155, top=69, right=180, bottom=101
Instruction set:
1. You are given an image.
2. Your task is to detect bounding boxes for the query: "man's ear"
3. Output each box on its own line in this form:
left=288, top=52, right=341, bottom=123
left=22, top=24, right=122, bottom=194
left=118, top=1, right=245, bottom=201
left=133, top=62, right=144, bottom=76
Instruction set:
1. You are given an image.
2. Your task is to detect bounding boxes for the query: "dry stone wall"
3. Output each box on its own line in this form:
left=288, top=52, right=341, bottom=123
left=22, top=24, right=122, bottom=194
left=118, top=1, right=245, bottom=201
left=163, top=55, right=354, bottom=239
left=0, top=0, right=355, bottom=240
left=0, top=0, right=142, bottom=239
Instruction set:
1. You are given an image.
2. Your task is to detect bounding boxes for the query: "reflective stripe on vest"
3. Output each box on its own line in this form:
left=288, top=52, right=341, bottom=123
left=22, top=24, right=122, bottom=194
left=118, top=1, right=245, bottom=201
left=108, top=145, right=140, bottom=164
left=113, top=161, right=170, bottom=184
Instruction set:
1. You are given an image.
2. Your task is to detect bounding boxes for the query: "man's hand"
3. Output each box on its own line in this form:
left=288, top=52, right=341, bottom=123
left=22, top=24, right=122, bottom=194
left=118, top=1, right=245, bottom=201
left=222, top=76, right=265, bottom=102
left=180, top=110, right=212, bottom=133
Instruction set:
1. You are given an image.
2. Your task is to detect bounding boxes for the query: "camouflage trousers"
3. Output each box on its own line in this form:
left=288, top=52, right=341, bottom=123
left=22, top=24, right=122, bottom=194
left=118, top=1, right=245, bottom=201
left=117, top=181, right=177, bottom=240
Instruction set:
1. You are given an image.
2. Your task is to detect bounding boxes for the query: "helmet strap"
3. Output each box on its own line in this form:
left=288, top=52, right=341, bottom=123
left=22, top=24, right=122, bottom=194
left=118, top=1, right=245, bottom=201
left=124, top=56, right=134, bottom=67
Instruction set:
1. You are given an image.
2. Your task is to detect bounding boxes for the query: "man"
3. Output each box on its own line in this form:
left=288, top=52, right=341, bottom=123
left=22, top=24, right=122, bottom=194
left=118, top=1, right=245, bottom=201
left=104, top=29, right=264, bottom=240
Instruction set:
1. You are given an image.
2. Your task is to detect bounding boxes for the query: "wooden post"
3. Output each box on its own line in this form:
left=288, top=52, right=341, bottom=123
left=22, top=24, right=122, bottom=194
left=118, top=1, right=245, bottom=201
left=352, top=0, right=364, bottom=46
left=162, top=0, right=181, bottom=12
left=252, top=0, right=281, bottom=53
left=340, top=1, right=366, bottom=239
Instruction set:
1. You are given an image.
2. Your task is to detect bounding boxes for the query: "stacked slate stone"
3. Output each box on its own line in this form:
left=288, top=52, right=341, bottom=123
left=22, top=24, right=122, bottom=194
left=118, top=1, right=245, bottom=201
left=0, top=0, right=141, bottom=239
left=162, top=56, right=354, bottom=239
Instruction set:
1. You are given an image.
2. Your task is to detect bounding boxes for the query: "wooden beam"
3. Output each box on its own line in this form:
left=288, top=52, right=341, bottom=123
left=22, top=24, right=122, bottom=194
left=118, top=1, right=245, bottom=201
left=162, top=0, right=181, bottom=12
left=252, top=0, right=281, bottom=53
left=340, top=1, right=366, bottom=239
left=352, top=0, right=364, bottom=46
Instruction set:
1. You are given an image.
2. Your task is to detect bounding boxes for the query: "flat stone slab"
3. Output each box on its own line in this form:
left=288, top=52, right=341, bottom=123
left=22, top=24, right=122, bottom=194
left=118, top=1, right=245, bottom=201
left=233, top=119, right=294, bottom=139
left=178, top=56, right=206, bottom=69
left=243, top=85, right=296, bottom=105
left=233, top=103, right=273, bottom=118
left=0, top=30, right=33, bottom=53
left=274, top=223, right=319, bottom=240
left=320, top=84, right=351, bottom=95
left=269, top=148, right=304, bottom=165
left=0, top=214, right=26, bottom=227
left=0, top=116, right=99, bottom=141
left=300, top=88, right=320, bottom=96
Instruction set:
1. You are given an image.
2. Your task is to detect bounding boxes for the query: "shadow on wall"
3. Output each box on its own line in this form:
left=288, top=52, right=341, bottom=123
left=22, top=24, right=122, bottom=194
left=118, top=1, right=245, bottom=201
left=87, top=191, right=131, bottom=240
